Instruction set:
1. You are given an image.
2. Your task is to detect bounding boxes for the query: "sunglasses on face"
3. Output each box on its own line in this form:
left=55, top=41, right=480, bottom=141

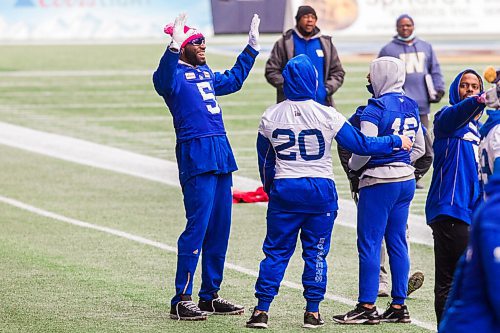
left=188, top=37, right=205, bottom=46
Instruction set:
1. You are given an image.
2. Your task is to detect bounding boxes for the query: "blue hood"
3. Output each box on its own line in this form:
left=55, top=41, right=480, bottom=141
left=448, top=69, right=483, bottom=105
left=479, top=109, right=500, bottom=137
left=283, top=54, right=317, bottom=101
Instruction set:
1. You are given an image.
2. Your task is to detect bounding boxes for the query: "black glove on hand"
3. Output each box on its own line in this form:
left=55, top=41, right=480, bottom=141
left=430, top=90, right=445, bottom=103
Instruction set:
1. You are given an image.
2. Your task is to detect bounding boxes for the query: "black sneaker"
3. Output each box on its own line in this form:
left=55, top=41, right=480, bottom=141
left=303, top=312, right=325, bottom=329
left=380, top=303, right=411, bottom=323
left=170, top=300, right=208, bottom=321
left=246, top=308, right=268, bottom=329
left=198, top=293, right=244, bottom=315
left=407, top=271, right=425, bottom=296
left=332, top=303, right=380, bottom=325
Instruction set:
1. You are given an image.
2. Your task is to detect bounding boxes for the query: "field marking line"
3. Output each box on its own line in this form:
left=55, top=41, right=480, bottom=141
left=0, top=121, right=433, bottom=246
left=0, top=194, right=435, bottom=332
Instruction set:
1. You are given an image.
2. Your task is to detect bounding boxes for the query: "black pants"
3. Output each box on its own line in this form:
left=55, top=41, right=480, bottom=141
left=430, top=217, right=470, bottom=324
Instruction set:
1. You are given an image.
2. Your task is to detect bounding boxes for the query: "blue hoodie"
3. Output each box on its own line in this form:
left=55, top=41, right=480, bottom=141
left=283, top=53, right=317, bottom=101
left=425, top=70, right=485, bottom=225
left=256, top=55, right=403, bottom=213
left=439, top=173, right=500, bottom=333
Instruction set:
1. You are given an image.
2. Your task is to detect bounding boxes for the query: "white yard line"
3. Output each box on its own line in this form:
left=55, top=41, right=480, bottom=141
left=0, top=121, right=433, bottom=246
left=0, top=194, right=435, bottom=332
left=0, top=70, right=152, bottom=77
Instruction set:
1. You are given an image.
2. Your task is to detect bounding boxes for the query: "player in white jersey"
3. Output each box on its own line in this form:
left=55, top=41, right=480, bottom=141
left=479, top=66, right=500, bottom=192
left=245, top=54, right=412, bottom=329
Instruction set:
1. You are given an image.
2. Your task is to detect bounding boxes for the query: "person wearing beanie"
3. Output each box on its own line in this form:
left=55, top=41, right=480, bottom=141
left=265, top=5, right=345, bottom=107
left=378, top=14, right=445, bottom=130
left=153, top=12, right=260, bottom=321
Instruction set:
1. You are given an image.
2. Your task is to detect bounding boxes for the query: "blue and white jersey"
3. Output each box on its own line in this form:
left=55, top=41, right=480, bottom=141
left=153, top=45, right=258, bottom=185
left=361, top=94, right=420, bottom=168
left=426, top=69, right=485, bottom=225
left=348, top=57, right=424, bottom=184
left=257, top=55, right=403, bottom=213
left=479, top=110, right=500, bottom=188
left=153, top=45, right=258, bottom=142
left=259, top=99, right=343, bottom=181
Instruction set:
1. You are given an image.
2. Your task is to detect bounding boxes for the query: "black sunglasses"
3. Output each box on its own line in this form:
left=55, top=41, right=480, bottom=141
left=188, top=37, right=205, bottom=46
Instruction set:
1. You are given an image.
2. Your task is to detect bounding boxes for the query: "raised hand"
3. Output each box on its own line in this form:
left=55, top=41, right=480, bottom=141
left=248, top=14, right=261, bottom=51
left=164, top=13, right=190, bottom=50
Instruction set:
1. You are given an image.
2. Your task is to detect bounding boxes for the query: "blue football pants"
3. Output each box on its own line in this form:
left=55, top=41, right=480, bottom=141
left=255, top=209, right=336, bottom=312
left=171, top=172, right=232, bottom=305
left=357, top=179, right=415, bottom=305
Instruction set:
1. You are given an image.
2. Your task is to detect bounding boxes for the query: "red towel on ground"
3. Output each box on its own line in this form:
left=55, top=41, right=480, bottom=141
left=232, top=186, right=269, bottom=203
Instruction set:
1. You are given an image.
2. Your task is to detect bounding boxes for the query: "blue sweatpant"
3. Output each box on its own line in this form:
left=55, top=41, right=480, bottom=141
left=171, top=172, right=233, bottom=305
left=255, top=209, right=336, bottom=312
left=357, top=179, right=415, bottom=305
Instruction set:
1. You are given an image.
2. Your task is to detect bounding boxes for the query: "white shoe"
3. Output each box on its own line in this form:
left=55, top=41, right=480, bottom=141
left=378, top=282, right=390, bottom=297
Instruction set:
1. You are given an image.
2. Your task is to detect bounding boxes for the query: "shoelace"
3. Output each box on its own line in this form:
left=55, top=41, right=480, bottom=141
left=176, top=301, right=201, bottom=321
left=211, top=297, right=231, bottom=312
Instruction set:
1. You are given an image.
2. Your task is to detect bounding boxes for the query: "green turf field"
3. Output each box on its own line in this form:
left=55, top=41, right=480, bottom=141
left=0, top=43, right=493, bottom=332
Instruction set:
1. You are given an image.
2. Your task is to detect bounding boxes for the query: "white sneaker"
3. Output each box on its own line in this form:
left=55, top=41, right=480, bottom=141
left=378, top=282, right=390, bottom=297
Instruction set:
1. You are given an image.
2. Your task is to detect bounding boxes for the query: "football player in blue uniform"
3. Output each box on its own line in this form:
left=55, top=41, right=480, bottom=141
left=153, top=13, right=260, bottom=320
left=439, top=171, right=500, bottom=333
left=333, top=57, right=424, bottom=325
left=425, top=69, right=486, bottom=323
left=246, top=55, right=413, bottom=329
left=337, top=86, right=431, bottom=299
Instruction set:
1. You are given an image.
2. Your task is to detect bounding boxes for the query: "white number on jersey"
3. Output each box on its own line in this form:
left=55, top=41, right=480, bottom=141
left=391, top=117, right=418, bottom=140
left=197, top=81, right=221, bottom=114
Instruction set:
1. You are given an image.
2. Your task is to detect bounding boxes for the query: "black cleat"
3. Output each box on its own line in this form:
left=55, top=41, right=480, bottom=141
left=198, top=293, right=244, bottom=315
left=332, top=303, right=380, bottom=325
left=170, top=300, right=208, bottom=321
left=303, top=312, right=325, bottom=329
left=246, top=308, right=268, bottom=329
left=380, top=303, right=411, bottom=323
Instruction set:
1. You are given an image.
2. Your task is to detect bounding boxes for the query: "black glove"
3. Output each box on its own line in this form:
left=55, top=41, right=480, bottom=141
left=429, top=90, right=445, bottom=103
left=348, top=170, right=360, bottom=193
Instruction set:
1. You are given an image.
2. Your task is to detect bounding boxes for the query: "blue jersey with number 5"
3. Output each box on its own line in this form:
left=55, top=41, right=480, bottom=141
left=361, top=93, right=420, bottom=168
left=153, top=45, right=258, bottom=185
left=153, top=46, right=258, bottom=142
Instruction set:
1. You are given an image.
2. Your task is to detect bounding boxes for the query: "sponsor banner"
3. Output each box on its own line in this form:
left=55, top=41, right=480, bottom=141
left=0, top=0, right=213, bottom=40
left=290, top=0, right=500, bottom=36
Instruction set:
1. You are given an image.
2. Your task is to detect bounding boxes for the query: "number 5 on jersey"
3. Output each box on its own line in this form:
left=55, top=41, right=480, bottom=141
left=197, top=81, right=221, bottom=114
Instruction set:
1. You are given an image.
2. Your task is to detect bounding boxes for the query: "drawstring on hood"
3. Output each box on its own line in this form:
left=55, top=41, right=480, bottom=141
left=369, top=57, right=405, bottom=98
left=283, top=54, right=317, bottom=101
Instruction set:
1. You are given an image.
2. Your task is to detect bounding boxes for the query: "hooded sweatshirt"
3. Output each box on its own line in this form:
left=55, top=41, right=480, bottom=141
left=425, top=70, right=485, bottom=225
left=256, top=54, right=404, bottom=213
left=439, top=173, right=500, bottom=333
left=348, top=57, right=424, bottom=188
left=378, top=37, right=445, bottom=114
